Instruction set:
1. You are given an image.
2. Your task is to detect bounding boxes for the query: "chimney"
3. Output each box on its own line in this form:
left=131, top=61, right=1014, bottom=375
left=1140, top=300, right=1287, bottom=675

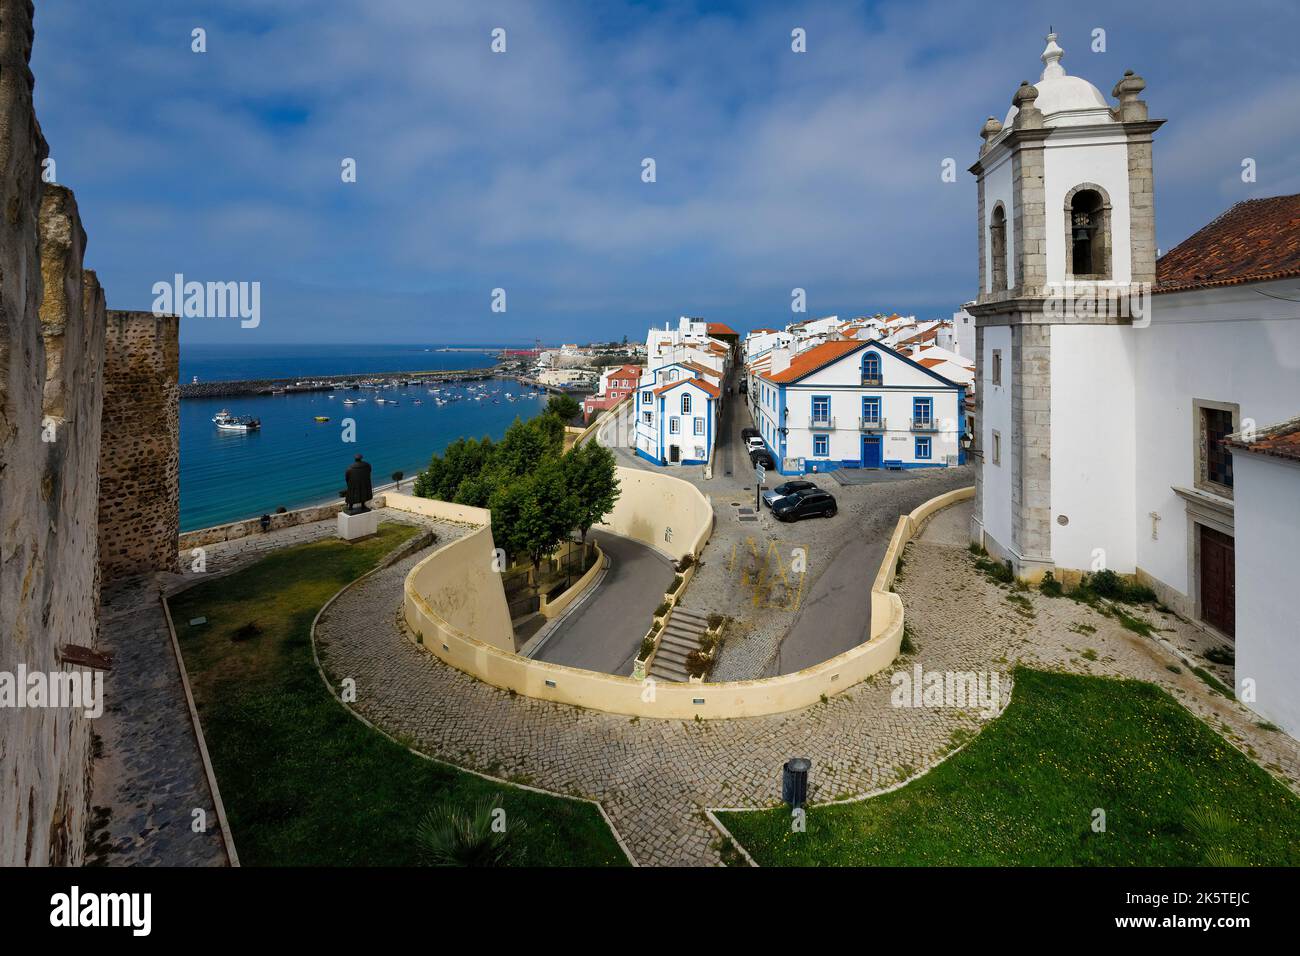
left=770, top=346, right=792, bottom=376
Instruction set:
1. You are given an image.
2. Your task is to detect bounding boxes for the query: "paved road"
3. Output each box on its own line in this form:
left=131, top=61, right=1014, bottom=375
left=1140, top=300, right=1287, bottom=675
left=531, top=530, right=676, bottom=675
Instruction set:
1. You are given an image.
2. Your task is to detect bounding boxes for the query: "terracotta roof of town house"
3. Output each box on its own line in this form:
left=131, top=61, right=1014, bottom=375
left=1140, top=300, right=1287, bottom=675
left=760, top=339, right=864, bottom=384
left=918, top=358, right=947, bottom=368
left=1156, top=193, right=1300, bottom=294
left=653, top=377, right=720, bottom=398
left=1223, top=415, right=1300, bottom=463
left=679, top=360, right=721, bottom=378
left=748, top=328, right=779, bottom=334
left=706, top=322, right=738, bottom=335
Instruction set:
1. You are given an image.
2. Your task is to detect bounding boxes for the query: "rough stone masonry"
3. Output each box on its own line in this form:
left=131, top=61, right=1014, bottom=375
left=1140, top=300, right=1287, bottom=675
left=0, top=0, right=179, bottom=866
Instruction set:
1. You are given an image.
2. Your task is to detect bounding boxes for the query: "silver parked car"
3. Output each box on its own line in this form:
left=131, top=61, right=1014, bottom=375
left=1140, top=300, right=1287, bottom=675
left=761, top=479, right=818, bottom=508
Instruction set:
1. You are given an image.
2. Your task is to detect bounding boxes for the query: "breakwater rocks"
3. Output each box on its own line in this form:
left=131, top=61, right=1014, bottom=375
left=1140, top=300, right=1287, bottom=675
left=179, top=366, right=502, bottom=399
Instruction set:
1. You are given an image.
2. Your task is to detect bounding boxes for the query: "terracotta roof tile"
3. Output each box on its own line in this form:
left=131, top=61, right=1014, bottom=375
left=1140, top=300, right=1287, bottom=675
left=1156, top=193, right=1300, bottom=294
left=706, top=322, right=738, bottom=335
left=760, top=340, right=862, bottom=384
left=653, top=377, right=720, bottom=398
left=1224, top=414, right=1300, bottom=463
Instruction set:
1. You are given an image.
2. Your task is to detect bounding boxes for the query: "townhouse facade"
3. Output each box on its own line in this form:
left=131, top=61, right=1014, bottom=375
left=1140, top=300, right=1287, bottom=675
left=634, top=362, right=721, bottom=466
left=751, top=338, right=964, bottom=475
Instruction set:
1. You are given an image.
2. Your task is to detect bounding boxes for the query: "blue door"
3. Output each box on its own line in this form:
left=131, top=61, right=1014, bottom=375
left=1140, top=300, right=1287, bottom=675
left=862, top=435, right=882, bottom=468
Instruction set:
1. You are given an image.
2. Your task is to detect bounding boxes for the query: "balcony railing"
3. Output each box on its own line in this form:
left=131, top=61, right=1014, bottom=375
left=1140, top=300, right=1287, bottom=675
left=808, top=416, right=835, bottom=429
left=861, top=376, right=883, bottom=387
left=858, top=416, right=886, bottom=431
left=910, top=417, right=939, bottom=432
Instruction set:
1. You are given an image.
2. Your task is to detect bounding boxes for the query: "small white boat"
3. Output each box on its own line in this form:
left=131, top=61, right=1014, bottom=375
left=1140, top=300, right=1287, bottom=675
left=212, top=409, right=260, bottom=432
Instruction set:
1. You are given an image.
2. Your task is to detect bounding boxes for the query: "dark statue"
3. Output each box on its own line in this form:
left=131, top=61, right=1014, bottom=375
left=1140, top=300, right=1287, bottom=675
left=344, top=454, right=373, bottom=514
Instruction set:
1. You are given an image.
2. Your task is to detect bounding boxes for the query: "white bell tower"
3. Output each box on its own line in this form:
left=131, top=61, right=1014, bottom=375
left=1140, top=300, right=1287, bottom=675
left=967, top=33, right=1163, bottom=581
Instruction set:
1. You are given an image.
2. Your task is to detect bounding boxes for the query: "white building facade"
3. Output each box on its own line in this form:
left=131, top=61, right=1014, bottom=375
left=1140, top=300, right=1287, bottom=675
left=753, top=339, right=964, bottom=476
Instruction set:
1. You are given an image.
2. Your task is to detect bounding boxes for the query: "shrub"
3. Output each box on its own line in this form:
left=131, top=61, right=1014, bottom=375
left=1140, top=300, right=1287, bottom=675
left=685, top=650, right=714, bottom=680
left=974, top=555, right=1014, bottom=585
left=653, top=602, right=670, bottom=619
left=415, top=793, right=528, bottom=866
left=639, top=635, right=657, bottom=660
left=1205, top=645, right=1235, bottom=666
left=667, top=575, right=684, bottom=595
left=1077, top=569, right=1157, bottom=604
left=676, top=553, right=695, bottom=573
left=1038, top=571, right=1063, bottom=597
left=706, top=613, right=726, bottom=631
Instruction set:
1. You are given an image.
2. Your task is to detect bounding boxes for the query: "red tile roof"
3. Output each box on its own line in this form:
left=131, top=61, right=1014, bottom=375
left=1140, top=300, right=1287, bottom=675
left=918, top=358, right=946, bottom=368
left=653, top=377, right=720, bottom=398
left=1156, top=193, right=1300, bottom=294
left=706, top=322, right=738, bottom=335
left=1224, top=415, right=1300, bottom=463
left=760, top=340, right=863, bottom=384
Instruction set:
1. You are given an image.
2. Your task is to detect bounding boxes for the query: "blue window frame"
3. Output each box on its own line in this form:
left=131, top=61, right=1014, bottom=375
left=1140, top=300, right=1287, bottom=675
left=813, top=434, right=829, bottom=457
left=915, top=436, right=932, bottom=460
left=812, top=395, right=830, bottom=423
left=694, top=418, right=704, bottom=435
left=681, top=393, right=692, bottom=414
left=861, top=396, right=881, bottom=422
left=641, top=390, right=651, bottom=405
left=862, top=352, right=882, bottom=383
left=913, top=397, right=933, bottom=424
left=670, top=416, right=680, bottom=434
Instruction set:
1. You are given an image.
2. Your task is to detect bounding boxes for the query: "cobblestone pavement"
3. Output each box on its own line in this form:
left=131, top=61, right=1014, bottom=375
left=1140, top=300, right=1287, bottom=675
left=89, top=508, right=446, bottom=867
left=315, top=500, right=1300, bottom=866
left=91, top=580, right=229, bottom=866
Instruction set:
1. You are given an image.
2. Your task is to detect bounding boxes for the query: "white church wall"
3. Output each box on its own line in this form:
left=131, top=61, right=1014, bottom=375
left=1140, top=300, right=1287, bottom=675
left=1233, top=452, right=1300, bottom=738
left=1134, top=283, right=1300, bottom=599
left=1049, top=324, right=1138, bottom=573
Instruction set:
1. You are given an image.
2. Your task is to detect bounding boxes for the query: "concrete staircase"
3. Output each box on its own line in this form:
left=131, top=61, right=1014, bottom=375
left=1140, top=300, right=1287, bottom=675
left=649, top=607, right=710, bottom=682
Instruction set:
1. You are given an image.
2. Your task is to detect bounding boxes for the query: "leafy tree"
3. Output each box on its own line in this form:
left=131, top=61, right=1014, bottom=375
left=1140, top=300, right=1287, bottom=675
left=493, top=416, right=562, bottom=480
left=546, top=393, right=581, bottom=423
left=490, top=457, right=576, bottom=584
left=564, top=441, right=620, bottom=555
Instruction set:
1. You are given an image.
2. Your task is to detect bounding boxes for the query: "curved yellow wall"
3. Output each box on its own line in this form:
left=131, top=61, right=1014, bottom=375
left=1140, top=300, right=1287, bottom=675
left=396, top=471, right=972, bottom=719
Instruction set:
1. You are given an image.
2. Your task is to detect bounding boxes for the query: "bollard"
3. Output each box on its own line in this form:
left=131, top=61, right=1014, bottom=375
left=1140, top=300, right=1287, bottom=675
left=782, top=757, right=811, bottom=808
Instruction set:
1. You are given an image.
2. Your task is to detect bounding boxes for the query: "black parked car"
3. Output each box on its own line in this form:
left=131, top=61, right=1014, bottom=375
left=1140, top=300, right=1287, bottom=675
left=761, top=479, right=818, bottom=508
left=750, top=448, right=776, bottom=470
left=771, top=487, right=838, bottom=521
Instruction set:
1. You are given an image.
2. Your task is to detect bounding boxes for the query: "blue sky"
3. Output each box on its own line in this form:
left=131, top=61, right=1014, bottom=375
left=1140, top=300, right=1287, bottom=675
left=31, top=0, right=1300, bottom=345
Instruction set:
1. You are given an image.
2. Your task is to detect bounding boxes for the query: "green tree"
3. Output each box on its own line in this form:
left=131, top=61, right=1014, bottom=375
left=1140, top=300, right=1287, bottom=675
left=493, top=416, right=562, bottom=481
left=546, top=393, right=581, bottom=423
left=490, top=457, right=576, bottom=584
left=564, top=442, right=620, bottom=556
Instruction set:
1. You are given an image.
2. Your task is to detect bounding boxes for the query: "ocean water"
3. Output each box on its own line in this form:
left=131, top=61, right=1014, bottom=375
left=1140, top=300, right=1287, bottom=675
left=179, top=344, right=548, bottom=531
left=181, top=342, right=508, bottom=383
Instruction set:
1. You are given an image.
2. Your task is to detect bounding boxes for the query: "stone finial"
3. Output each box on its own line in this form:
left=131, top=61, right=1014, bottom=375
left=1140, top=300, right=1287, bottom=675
left=979, top=115, right=1003, bottom=154
left=1011, top=81, right=1043, bottom=130
left=1040, top=31, right=1066, bottom=79
left=1112, top=69, right=1148, bottom=122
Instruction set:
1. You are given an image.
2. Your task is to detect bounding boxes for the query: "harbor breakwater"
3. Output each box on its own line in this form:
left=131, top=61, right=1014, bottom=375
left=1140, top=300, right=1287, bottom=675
left=180, top=366, right=503, bottom=399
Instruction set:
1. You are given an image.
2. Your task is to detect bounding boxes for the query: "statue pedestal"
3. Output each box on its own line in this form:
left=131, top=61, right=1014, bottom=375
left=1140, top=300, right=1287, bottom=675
left=337, top=509, right=379, bottom=541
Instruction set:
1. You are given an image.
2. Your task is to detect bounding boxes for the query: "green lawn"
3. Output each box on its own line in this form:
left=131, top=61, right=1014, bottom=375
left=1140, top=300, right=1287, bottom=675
left=719, top=668, right=1300, bottom=866
left=171, top=523, right=628, bottom=866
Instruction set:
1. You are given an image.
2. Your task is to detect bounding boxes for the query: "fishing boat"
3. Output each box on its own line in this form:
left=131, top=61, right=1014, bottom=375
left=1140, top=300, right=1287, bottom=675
left=342, top=398, right=356, bottom=405
left=314, top=416, right=330, bottom=422
left=212, top=409, right=260, bottom=432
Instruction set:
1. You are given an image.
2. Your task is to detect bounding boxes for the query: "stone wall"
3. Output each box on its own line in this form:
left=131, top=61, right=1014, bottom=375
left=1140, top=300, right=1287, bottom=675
left=98, top=310, right=180, bottom=583
left=0, top=0, right=103, bottom=866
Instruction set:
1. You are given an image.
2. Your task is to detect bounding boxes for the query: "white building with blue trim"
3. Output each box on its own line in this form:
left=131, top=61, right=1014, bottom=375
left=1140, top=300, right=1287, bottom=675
left=634, top=362, right=721, bottom=466
left=750, top=338, right=964, bottom=475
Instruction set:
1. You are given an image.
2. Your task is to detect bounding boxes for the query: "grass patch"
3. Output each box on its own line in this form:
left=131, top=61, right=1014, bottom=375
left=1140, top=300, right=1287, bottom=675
left=718, top=668, right=1300, bottom=866
left=1192, top=666, right=1235, bottom=700
left=170, top=523, right=627, bottom=867
left=973, top=555, right=1014, bottom=585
